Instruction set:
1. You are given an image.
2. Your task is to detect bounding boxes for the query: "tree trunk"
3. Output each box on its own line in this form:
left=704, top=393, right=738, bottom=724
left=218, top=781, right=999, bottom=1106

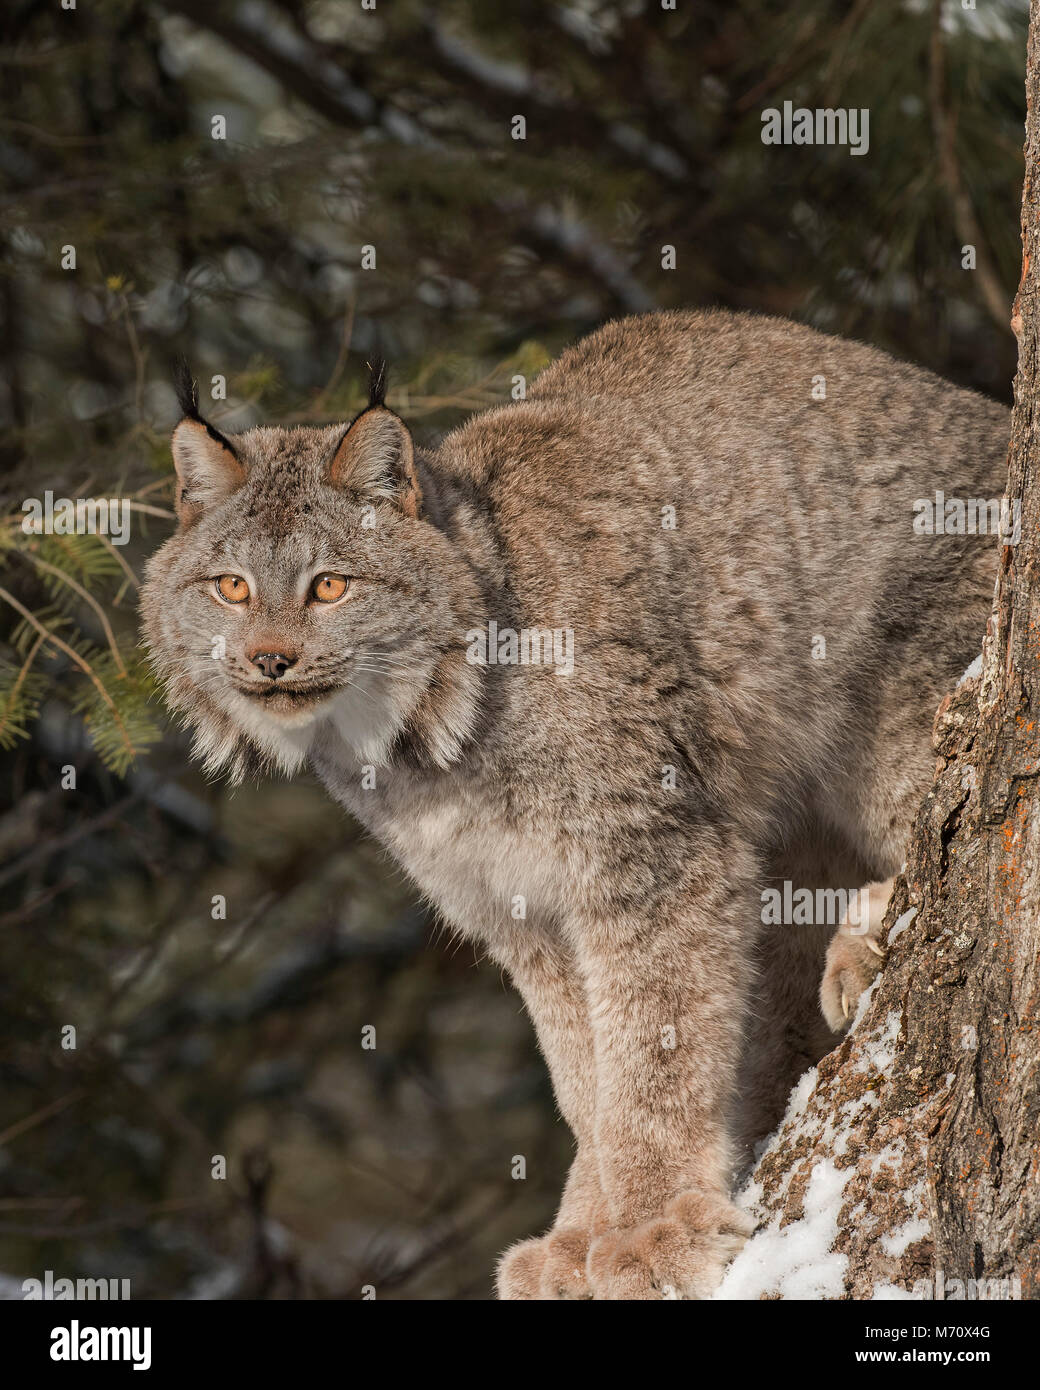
left=720, top=4, right=1040, bottom=1301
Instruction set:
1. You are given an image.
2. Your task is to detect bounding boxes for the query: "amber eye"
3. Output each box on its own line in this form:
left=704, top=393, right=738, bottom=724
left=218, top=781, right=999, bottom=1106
left=311, top=573, right=349, bottom=604
left=215, top=574, right=250, bottom=604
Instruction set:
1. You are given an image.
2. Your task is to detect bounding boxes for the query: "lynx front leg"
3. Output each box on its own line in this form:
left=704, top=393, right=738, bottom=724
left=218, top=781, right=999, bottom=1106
left=493, top=934, right=608, bottom=1300
left=579, top=870, right=756, bottom=1300
left=496, top=1144, right=606, bottom=1299
left=820, top=878, right=894, bottom=1031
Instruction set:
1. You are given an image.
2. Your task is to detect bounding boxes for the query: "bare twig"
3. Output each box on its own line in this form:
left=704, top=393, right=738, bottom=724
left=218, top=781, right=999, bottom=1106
left=929, top=0, right=1010, bottom=333
left=310, top=290, right=357, bottom=414
left=0, top=1090, right=87, bottom=1149
left=0, top=791, right=141, bottom=891
left=97, top=531, right=141, bottom=596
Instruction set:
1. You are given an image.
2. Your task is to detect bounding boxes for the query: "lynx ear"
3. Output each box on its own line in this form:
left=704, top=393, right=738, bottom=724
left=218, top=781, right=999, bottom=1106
left=170, top=359, right=244, bottom=523
left=329, top=360, right=422, bottom=519
left=329, top=407, right=421, bottom=517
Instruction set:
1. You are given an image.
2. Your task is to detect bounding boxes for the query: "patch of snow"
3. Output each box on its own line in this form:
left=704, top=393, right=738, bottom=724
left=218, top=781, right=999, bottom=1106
left=831, top=1092, right=877, bottom=1156
left=745, top=1065, right=821, bottom=1173
left=869, top=1140, right=906, bottom=1177
left=850, top=976, right=878, bottom=1031
left=714, top=1159, right=850, bottom=1300
left=881, top=1216, right=930, bottom=1257
left=872, top=1179, right=930, bottom=1267
left=887, top=906, right=918, bottom=944
left=737, top=1177, right=764, bottom=1210
left=872, top=1281, right=920, bottom=1300
left=958, top=654, right=983, bottom=686
left=785, top=1066, right=819, bottom=1123
left=856, top=1008, right=901, bottom=1075
left=884, top=1217, right=928, bottom=1262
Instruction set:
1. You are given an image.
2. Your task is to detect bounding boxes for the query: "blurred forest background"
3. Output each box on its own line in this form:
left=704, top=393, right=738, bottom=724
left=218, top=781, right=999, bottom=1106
left=0, top=0, right=1029, bottom=1299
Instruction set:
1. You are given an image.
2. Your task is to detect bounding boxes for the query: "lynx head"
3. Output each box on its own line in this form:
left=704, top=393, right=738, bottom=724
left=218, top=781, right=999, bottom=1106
left=141, top=361, right=482, bottom=782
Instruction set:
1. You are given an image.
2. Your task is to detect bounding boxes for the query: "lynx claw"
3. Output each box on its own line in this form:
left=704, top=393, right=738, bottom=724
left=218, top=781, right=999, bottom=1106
left=823, top=942, right=879, bottom=1031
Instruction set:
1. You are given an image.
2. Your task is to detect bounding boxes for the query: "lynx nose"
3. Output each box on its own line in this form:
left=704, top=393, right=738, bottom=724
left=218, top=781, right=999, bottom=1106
left=250, top=650, right=297, bottom=680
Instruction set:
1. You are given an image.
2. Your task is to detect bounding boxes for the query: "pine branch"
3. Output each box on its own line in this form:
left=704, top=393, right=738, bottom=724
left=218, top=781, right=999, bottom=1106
left=0, top=586, right=138, bottom=771
left=18, top=549, right=127, bottom=676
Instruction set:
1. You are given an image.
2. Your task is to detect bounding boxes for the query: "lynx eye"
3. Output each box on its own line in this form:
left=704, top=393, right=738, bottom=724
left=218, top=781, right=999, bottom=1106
left=311, top=573, right=349, bottom=604
left=215, top=574, right=250, bottom=604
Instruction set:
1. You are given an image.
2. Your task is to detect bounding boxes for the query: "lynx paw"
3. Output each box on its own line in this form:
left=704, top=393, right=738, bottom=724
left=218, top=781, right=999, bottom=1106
left=586, top=1192, right=753, bottom=1300
left=496, top=1227, right=593, bottom=1300
left=820, top=879, right=893, bottom=1031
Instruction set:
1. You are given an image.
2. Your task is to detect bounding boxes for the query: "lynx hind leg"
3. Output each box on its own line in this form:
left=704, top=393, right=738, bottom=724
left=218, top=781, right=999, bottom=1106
left=820, top=878, right=895, bottom=1032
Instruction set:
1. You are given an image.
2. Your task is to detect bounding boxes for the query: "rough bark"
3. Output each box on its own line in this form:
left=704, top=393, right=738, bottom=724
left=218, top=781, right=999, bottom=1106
left=722, top=5, right=1040, bottom=1301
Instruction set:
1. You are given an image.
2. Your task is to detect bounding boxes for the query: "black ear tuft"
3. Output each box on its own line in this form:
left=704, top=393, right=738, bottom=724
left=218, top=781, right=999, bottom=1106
left=367, top=356, right=388, bottom=410
left=172, top=356, right=238, bottom=459
left=174, top=356, right=201, bottom=421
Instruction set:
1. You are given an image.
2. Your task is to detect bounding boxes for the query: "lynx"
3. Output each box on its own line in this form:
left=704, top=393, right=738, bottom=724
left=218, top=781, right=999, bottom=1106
left=141, top=310, right=1010, bottom=1299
